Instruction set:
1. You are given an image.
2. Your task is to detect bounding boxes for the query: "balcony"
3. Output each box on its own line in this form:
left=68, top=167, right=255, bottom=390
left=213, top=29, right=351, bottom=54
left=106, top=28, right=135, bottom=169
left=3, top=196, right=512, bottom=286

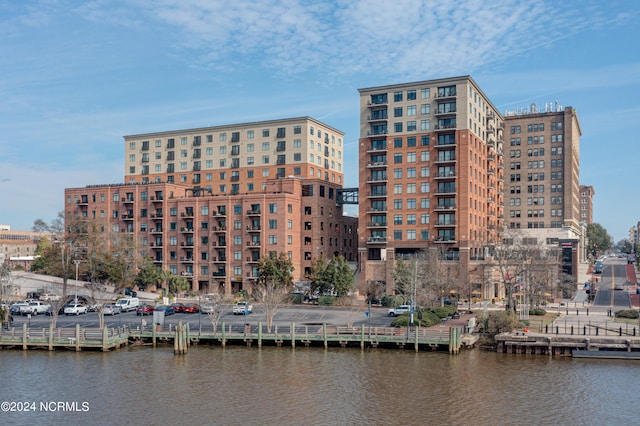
left=181, top=211, right=194, bottom=218
left=435, top=220, right=456, bottom=227
left=180, top=257, right=194, bottom=263
left=181, top=272, right=194, bottom=277
left=434, top=204, right=457, bottom=211
left=434, top=236, right=457, bottom=243
left=76, top=198, right=89, bottom=206
left=247, top=209, right=261, bottom=216
left=434, top=124, right=457, bottom=132
left=367, top=129, right=388, bottom=136
left=366, top=222, right=388, bottom=228
left=366, top=237, right=387, bottom=244
left=212, top=226, right=227, bottom=233
left=367, top=175, right=388, bottom=183
left=367, top=191, right=387, bottom=198
left=150, top=228, right=163, bottom=234
left=122, top=214, right=134, bottom=221
left=366, top=161, right=387, bottom=169
left=213, top=210, right=226, bottom=217
left=212, top=271, right=226, bottom=277
left=435, top=188, right=456, bottom=195
left=247, top=226, right=261, bottom=232
left=212, top=241, right=227, bottom=248
left=434, top=108, right=457, bottom=117
left=123, top=197, right=134, bottom=204
left=180, top=227, right=194, bottom=233
left=436, top=90, right=457, bottom=100
left=151, top=213, right=163, bottom=220
left=366, top=207, right=388, bottom=213
left=367, top=111, right=388, bottom=122
left=180, top=241, right=194, bottom=247
left=212, top=257, right=227, bottom=263
left=366, top=145, right=387, bottom=153
left=434, top=156, right=456, bottom=164
left=488, top=168, right=495, bottom=176
left=435, top=171, right=456, bottom=179
left=246, top=257, right=260, bottom=263
left=247, top=241, right=261, bottom=247
left=150, top=196, right=163, bottom=202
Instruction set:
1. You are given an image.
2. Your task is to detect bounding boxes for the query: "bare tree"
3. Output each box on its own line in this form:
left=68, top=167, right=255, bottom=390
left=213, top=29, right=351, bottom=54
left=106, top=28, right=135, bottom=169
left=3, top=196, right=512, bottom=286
left=202, top=293, right=232, bottom=335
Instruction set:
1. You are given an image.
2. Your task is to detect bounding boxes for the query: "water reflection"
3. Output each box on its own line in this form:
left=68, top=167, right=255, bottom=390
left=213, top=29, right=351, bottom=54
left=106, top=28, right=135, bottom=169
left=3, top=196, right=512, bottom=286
left=1, top=347, right=639, bottom=425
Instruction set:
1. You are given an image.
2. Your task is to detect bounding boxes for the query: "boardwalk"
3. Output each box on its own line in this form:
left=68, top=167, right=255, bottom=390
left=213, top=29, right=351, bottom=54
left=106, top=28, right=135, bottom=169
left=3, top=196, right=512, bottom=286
left=0, top=321, right=468, bottom=354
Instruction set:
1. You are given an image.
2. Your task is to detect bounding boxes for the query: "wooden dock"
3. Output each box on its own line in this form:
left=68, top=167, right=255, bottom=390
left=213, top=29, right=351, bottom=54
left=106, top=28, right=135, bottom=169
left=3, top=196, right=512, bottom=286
left=495, top=332, right=640, bottom=357
left=0, top=321, right=469, bottom=354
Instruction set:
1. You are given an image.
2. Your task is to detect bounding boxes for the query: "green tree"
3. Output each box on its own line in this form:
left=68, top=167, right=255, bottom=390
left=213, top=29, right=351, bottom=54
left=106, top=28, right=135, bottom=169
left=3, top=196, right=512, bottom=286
left=255, top=252, right=294, bottom=332
left=586, top=223, right=612, bottom=258
left=134, top=258, right=164, bottom=291
left=331, top=256, right=354, bottom=297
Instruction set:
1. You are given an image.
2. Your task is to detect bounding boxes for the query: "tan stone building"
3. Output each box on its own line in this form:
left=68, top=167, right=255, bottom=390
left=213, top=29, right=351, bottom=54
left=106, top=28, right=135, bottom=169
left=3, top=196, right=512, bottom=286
left=357, top=76, right=504, bottom=295
left=65, top=117, right=358, bottom=294
left=502, top=104, right=585, bottom=268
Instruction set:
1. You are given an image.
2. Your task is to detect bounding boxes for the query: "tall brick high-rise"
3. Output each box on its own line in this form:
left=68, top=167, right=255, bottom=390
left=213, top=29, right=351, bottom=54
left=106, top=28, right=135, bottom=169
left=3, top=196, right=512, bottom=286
left=357, top=76, right=504, bottom=295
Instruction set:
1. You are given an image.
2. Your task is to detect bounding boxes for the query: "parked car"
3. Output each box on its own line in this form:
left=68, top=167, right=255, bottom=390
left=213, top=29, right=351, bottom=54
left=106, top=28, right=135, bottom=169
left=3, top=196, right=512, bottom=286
left=233, top=301, right=253, bottom=315
left=20, top=301, right=51, bottom=316
left=155, top=305, right=175, bottom=316
left=10, top=302, right=29, bottom=316
left=103, top=304, right=121, bottom=315
left=387, top=305, right=411, bottom=317
left=116, top=297, right=139, bottom=312
left=124, top=287, right=137, bottom=297
left=183, top=303, right=200, bottom=313
left=41, top=293, right=61, bottom=302
left=200, top=304, right=217, bottom=314
left=64, top=303, right=88, bottom=316
left=136, top=304, right=155, bottom=316
left=171, top=303, right=186, bottom=313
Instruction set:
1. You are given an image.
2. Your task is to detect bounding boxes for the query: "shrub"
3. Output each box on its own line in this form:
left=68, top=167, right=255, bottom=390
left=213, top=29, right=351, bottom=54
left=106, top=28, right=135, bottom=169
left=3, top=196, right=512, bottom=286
left=381, top=295, right=395, bottom=307
left=391, top=309, right=440, bottom=327
left=529, top=308, right=547, bottom=316
left=433, top=305, right=457, bottom=319
left=481, top=311, right=519, bottom=335
left=289, top=293, right=303, bottom=304
left=615, top=309, right=639, bottom=319
left=318, top=295, right=335, bottom=306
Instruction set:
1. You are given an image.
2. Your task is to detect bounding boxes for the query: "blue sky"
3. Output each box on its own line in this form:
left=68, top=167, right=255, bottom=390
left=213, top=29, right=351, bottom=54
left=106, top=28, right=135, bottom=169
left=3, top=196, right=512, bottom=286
left=1, top=0, right=638, bottom=241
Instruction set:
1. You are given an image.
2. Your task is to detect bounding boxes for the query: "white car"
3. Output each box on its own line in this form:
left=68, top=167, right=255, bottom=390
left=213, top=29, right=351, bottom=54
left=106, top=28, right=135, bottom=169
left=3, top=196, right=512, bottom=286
left=233, top=301, right=253, bottom=315
left=102, top=304, right=121, bottom=315
left=387, top=305, right=411, bottom=317
left=64, top=303, right=88, bottom=316
left=20, top=301, right=51, bottom=316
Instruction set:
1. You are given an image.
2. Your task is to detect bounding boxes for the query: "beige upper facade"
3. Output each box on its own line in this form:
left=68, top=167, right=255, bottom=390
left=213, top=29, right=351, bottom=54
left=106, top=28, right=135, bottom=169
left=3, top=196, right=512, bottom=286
left=124, top=117, right=345, bottom=191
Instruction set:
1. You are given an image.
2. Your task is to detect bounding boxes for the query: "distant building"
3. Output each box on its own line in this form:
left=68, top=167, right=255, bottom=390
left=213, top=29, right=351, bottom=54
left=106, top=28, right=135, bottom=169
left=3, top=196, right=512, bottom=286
left=0, top=229, right=48, bottom=270
left=65, top=117, right=358, bottom=294
left=579, top=185, right=595, bottom=225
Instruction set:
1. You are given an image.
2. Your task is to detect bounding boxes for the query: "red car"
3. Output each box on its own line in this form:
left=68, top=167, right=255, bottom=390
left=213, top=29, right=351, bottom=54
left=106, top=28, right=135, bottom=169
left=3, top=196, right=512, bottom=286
left=171, top=303, right=186, bottom=313
left=183, top=303, right=200, bottom=313
left=136, top=304, right=155, bottom=316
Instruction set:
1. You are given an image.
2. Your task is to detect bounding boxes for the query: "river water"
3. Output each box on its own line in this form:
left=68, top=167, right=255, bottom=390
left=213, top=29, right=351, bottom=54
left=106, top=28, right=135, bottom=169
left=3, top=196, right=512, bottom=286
left=2, top=346, right=640, bottom=425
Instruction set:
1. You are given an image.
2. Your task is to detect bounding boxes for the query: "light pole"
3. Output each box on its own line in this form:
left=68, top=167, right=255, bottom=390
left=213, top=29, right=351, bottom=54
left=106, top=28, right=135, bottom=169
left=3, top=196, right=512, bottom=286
left=73, top=260, right=81, bottom=303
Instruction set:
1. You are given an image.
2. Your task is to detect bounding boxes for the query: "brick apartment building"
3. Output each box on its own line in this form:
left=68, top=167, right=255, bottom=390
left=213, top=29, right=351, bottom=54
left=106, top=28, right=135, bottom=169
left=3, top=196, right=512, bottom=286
left=357, top=76, right=505, bottom=295
left=579, top=185, right=595, bottom=225
left=65, top=117, right=358, bottom=294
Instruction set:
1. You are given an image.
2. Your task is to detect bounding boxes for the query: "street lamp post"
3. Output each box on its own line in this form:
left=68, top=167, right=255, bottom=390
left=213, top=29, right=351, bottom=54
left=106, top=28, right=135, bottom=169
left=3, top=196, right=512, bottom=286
left=73, top=260, right=81, bottom=303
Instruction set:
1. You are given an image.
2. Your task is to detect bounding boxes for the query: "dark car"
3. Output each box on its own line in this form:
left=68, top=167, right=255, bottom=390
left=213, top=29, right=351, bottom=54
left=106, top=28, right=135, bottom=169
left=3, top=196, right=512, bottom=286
left=136, top=304, right=155, bottom=316
left=182, top=303, right=200, bottom=313
left=171, top=303, right=186, bottom=313
left=124, top=287, right=138, bottom=297
left=154, top=305, right=175, bottom=316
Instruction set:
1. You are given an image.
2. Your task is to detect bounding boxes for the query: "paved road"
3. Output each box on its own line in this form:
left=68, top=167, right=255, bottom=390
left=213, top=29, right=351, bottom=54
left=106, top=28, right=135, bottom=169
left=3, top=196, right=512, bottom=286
left=593, top=257, right=632, bottom=308
left=9, top=304, right=397, bottom=331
